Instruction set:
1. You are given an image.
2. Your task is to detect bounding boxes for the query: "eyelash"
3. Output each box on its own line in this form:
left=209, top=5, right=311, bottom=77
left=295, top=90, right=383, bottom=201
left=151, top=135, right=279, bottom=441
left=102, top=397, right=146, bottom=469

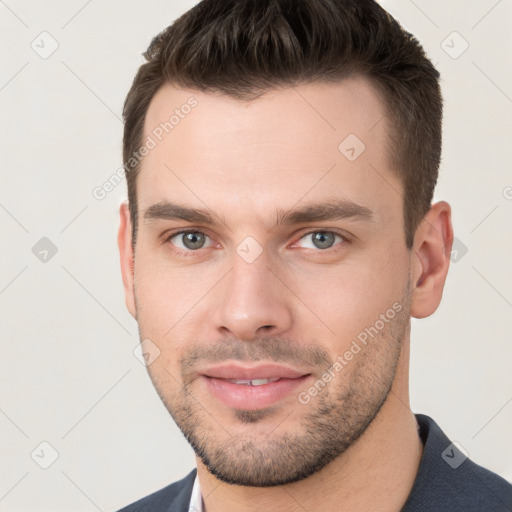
left=162, top=229, right=350, bottom=254
left=291, top=230, right=348, bottom=251
left=161, top=229, right=212, bottom=257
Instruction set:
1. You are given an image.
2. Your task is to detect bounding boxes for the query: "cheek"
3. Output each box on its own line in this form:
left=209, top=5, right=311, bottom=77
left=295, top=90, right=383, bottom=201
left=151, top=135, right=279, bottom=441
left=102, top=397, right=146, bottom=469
left=133, top=251, right=223, bottom=341
left=133, top=251, right=176, bottom=334
left=287, top=243, right=408, bottom=345
left=136, top=250, right=198, bottom=305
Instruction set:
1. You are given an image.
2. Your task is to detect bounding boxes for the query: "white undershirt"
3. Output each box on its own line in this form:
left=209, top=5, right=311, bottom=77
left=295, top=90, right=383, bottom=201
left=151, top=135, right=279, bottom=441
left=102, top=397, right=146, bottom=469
left=189, top=474, right=204, bottom=512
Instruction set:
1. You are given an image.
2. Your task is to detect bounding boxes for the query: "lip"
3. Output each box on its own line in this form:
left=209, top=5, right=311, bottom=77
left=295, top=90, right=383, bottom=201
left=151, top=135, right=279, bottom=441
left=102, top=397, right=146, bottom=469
left=201, top=363, right=308, bottom=380
left=200, top=363, right=311, bottom=410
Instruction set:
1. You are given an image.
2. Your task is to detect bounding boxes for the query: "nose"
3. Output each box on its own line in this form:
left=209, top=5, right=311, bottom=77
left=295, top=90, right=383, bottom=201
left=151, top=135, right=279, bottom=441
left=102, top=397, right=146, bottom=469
left=215, top=255, right=293, bottom=341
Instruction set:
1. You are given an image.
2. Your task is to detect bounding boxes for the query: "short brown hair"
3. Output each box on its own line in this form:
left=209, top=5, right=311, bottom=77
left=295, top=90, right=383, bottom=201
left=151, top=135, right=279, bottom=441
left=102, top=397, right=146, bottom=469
left=123, top=0, right=442, bottom=248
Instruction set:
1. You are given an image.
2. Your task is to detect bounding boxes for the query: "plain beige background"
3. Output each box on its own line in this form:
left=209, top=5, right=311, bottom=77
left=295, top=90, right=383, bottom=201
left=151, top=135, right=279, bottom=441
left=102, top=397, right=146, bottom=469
left=0, top=0, right=511, bottom=510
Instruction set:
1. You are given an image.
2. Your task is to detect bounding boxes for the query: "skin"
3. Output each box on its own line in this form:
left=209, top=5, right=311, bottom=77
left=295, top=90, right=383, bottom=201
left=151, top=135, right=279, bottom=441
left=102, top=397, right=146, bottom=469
left=118, top=77, right=453, bottom=511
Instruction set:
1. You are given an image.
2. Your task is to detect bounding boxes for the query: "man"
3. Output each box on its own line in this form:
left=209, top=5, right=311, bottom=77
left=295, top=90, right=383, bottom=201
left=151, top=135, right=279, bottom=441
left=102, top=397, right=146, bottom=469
left=116, top=0, right=512, bottom=510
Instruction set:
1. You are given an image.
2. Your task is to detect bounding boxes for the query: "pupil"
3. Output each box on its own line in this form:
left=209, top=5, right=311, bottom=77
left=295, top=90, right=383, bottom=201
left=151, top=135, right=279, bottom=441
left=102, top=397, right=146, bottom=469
left=183, top=232, right=205, bottom=249
left=313, top=232, right=334, bottom=249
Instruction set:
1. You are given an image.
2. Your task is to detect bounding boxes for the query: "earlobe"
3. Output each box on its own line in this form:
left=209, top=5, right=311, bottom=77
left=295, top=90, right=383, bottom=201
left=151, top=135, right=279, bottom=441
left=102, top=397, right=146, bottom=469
left=410, top=201, right=454, bottom=319
left=118, top=201, right=137, bottom=319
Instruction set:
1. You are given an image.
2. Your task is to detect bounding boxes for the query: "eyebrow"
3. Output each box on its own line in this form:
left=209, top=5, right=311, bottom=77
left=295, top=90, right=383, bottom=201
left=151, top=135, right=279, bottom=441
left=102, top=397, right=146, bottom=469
left=144, top=202, right=217, bottom=224
left=143, top=199, right=374, bottom=227
left=275, top=200, right=374, bottom=226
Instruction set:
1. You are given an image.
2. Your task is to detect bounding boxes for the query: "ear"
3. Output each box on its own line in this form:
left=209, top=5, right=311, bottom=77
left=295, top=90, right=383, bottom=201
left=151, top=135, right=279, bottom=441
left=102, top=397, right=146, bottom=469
left=410, top=201, right=454, bottom=319
left=118, top=201, right=136, bottom=319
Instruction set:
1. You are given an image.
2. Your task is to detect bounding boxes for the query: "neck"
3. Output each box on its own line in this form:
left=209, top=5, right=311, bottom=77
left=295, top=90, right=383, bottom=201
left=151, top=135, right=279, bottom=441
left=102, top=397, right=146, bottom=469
left=196, top=341, right=423, bottom=512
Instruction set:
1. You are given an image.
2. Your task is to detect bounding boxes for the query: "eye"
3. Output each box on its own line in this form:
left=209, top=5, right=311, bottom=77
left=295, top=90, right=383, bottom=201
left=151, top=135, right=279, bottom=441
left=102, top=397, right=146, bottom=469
left=295, top=231, right=344, bottom=250
left=169, top=231, right=213, bottom=251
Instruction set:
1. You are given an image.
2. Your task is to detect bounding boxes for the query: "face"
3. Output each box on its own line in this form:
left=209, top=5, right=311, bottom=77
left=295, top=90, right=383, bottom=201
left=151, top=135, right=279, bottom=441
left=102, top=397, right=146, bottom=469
left=123, top=78, right=416, bottom=486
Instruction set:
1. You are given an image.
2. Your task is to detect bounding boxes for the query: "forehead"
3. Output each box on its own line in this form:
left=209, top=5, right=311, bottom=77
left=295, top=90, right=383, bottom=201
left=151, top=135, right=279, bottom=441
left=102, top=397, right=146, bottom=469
left=138, top=77, right=400, bottom=227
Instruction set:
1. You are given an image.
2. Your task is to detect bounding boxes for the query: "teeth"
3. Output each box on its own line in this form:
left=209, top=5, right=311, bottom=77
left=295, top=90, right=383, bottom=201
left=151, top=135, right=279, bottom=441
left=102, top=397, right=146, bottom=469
left=227, top=378, right=281, bottom=386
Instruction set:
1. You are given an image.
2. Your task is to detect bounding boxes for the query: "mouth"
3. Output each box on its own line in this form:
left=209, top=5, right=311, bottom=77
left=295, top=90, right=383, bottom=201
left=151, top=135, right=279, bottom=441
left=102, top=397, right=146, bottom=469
left=200, top=363, right=312, bottom=410
left=224, top=377, right=282, bottom=386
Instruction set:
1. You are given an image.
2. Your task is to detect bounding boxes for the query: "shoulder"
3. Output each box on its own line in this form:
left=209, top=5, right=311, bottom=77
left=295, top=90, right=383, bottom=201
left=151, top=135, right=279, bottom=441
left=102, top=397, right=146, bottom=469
left=402, top=414, right=512, bottom=511
left=115, top=468, right=197, bottom=512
